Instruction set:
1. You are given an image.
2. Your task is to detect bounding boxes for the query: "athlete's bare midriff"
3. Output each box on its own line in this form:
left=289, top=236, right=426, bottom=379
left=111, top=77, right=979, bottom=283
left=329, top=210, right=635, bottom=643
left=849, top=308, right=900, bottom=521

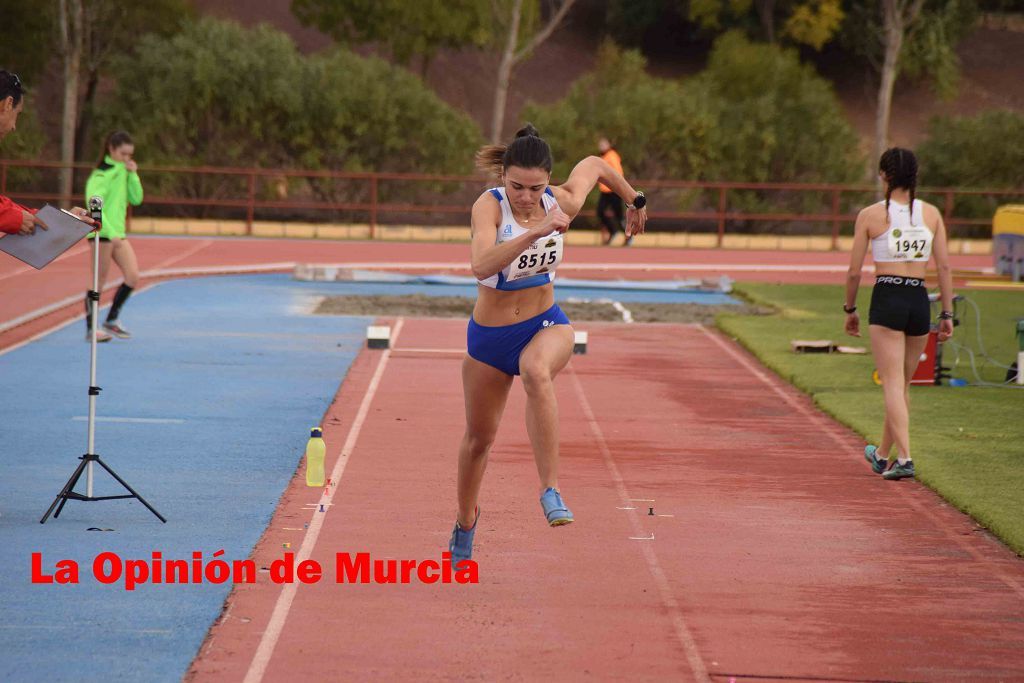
left=472, top=282, right=555, bottom=327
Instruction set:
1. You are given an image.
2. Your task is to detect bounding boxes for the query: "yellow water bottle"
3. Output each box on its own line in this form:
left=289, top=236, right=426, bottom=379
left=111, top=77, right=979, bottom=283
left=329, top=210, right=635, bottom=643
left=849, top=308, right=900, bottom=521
left=305, top=427, right=326, bottom=487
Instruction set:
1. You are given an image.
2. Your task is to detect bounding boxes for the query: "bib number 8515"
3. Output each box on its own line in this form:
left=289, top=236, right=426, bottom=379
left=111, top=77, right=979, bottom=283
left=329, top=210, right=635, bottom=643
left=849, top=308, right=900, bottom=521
left=518, top=250, right=558, bottom=270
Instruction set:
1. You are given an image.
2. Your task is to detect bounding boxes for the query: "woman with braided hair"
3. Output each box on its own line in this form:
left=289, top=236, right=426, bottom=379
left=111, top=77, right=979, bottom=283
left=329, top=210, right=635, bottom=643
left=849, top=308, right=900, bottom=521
left=447, top=123, right=647, bottom=567
left=844, top=148, right=954, bottom=480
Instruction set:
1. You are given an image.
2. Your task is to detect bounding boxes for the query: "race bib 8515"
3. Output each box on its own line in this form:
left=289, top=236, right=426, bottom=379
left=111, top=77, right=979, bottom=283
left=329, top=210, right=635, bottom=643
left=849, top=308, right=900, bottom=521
left=507, top=233, right=563, bottom=282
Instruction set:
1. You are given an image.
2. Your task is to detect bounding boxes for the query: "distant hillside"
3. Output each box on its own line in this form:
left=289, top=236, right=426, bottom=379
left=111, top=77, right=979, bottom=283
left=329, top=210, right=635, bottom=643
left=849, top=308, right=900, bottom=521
left=134, top=1, right=1024, bottom=156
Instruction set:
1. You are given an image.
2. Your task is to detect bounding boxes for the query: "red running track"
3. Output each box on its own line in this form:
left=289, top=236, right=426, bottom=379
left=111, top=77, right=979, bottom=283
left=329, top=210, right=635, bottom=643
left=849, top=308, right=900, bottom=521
left=3, top=236, right=1018, bottom=680
left=187, top=319, right=1024, bottom=682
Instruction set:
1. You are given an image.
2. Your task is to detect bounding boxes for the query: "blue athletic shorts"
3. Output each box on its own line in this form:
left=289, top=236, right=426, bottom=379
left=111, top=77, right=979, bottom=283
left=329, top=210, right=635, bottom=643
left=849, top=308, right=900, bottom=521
left=467, top=304, right=571, bottom=376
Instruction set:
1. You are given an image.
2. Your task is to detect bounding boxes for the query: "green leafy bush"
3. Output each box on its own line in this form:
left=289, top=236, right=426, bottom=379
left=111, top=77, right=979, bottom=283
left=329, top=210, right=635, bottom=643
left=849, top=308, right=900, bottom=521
left=92, top=18, right=482, bottom=217
left=525, top=35, right=862, bottom=232
left=918, top=110, right=1024, bottom=235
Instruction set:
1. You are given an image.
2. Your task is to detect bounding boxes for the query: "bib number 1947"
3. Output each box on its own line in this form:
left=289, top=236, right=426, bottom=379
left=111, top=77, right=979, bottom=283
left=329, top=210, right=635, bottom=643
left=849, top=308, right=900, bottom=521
left=886, top=226, right=931, bottom=261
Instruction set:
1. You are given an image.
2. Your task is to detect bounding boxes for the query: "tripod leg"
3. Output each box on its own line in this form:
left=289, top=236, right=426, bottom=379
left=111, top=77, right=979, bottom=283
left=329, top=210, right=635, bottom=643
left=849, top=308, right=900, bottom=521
left=94, top=457, right=167, bottom=523
left=40, top=457, right=90, bottom=524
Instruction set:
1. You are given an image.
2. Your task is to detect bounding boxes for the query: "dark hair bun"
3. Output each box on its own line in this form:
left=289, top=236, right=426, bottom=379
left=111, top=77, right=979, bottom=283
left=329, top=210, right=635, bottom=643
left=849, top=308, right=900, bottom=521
left=515, top=123, right=540, bottom=139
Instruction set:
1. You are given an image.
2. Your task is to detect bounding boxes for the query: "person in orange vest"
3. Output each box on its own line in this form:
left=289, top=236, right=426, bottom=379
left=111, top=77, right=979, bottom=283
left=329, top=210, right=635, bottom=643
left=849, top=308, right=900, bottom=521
left=596, top=137, right=631, bottom=246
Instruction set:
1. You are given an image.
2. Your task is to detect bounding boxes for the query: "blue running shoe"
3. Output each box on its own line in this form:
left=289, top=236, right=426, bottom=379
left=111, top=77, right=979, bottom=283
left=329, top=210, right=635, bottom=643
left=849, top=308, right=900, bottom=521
left=864, top=445, right=887, bottom=474
left=448, top=507, right=479, bottom=569
left=540, top=487, right=574, bottom=526
left=882, top=460, right=915, bottom=480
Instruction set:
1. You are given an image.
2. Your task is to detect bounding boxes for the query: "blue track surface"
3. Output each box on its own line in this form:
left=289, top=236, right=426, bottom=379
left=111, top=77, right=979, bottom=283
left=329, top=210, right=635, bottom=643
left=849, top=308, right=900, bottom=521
left=0, top=273, right=734, bottom=682
left=0, top=275, right=368, bottom=683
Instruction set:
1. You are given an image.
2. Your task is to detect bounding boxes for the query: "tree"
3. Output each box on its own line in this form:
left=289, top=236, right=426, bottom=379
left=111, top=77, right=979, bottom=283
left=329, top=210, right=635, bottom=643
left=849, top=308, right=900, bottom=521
left=840, top=0, right=978, bottom=183
left=689, top=0, right=845, bottom=49
left=526, top=36, right=862, bottom=222
left=0, top=0, right=193, bottom=200
left=291, top=0, right=491, bottom=72
left=57, top=0, right=84, bottom=204
left=75, top=0, right=195, bottom=162
left=94, top=19, right=482, bottom=209
left=290, top=0, right=577, bottom=144
left=918, top=110, right=1024, bottom=227
left=523, top=43, right=712, bottom=181
left=691, top=32, right=862, bottom=186
left=489, top=0, right=577, bottom=142
left=0, top=0, right=56, bottom=84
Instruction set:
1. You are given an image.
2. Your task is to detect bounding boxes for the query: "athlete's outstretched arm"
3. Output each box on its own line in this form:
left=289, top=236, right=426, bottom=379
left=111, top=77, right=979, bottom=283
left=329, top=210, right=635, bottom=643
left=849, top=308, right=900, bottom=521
left=553, top=156, right=647, bottom=236
left=844, top=208, right=871, bottom=337
left=927, top=205, right=955, bottom=341
left=469, top=193, right=569, bottom=280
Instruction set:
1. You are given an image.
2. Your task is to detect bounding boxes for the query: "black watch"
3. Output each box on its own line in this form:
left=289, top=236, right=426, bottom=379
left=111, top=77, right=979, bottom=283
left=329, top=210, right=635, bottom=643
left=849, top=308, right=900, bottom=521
left=938, top=310, right=954, bottom=320
left=626, top=191, right=646, bottom=210
left=843, top=304, right=857, bottom=314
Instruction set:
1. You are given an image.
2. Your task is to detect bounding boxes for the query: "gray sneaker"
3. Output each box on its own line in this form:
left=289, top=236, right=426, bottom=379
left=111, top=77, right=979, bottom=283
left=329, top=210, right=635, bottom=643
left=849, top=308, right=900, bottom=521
left=864, top=445, right=887, bottom=474
left=86, top=329, right=113, bottom=343
left=102, top=321, right=132, bottom=339
left=882, top=460, right=915, bottom=480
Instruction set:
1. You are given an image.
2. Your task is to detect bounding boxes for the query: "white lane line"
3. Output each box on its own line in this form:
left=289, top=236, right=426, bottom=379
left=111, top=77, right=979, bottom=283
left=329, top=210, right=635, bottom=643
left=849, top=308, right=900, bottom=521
left=146, top=238, right=214, bottom=271
left=71, top=416, right=186, bottom=424
left=593, top=297, right=633, bottom=323
left=696, top=324, right=1024, bottom=600
left=141, top=261, right=295, bottom=278
left=243, top=317, right=405, bottom=683
left=568, top=368, right=710, bottom=683
left=0, top=281, right=121, bottom=335
left=0, top=239, right=212, bottom=335
left=0, top=282, right=161, bottom=357
left=391, top=347, right=463, bottom=354
left=0, top=241, right=91, bottom=283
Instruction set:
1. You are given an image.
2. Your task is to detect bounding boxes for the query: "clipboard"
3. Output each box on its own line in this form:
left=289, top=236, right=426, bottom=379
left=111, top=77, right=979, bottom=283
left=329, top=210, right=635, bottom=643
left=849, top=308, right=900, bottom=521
left=0, top=204, right=95, bottom=269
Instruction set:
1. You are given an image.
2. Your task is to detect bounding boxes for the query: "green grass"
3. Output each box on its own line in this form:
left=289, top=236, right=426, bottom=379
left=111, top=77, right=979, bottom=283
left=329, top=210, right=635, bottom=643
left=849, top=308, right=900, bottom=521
left=717, top=283, right=1024, bottom=555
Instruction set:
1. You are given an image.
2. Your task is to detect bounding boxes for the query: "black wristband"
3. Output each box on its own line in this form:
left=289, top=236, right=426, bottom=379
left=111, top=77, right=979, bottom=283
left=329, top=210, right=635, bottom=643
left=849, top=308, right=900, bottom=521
left=843, top=304, right=857, bottom=314
left=938, top=310, right=953, bottom=320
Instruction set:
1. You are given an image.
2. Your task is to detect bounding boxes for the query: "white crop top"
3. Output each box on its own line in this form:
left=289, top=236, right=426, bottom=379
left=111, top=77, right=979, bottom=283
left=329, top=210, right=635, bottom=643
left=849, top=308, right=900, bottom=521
left=871, top=199, right=933, bottom=263
left=477, top=186, right=564, bottom=291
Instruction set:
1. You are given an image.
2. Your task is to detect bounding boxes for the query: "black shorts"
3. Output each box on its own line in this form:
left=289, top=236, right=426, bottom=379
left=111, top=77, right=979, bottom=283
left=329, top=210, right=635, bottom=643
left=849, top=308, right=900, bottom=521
left=868, top=276, right=930, bottom=336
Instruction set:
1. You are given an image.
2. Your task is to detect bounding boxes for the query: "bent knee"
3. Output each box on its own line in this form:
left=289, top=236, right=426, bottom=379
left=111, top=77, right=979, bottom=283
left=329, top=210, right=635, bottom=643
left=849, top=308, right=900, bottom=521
left=519, top=363, right=553, bottom=394
left=463, top=432, right=496, bottom=459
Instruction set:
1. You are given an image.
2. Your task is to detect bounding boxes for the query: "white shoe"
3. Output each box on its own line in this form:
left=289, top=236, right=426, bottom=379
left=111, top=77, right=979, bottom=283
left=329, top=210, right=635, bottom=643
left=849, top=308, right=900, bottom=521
left=102, top=321, right=132, bottom=339
left=86, top=329, right=113, bottom=343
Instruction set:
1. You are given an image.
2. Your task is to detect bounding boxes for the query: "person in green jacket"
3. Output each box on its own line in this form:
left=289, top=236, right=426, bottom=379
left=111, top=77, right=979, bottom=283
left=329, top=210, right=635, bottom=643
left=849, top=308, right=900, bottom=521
left=84, top=130, right=144, bottom=341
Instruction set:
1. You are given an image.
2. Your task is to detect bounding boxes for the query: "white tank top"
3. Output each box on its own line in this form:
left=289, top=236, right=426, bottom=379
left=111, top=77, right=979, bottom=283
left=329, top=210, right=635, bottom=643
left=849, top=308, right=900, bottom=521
left=477, top=187, right=564, bottom=291
left=871, top=199, right=933, bottom=263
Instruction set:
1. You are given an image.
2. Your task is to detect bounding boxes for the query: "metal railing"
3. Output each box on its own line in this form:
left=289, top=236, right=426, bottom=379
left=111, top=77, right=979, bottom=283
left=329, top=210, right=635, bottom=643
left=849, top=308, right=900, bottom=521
left=3, top=159, right=1021, bottom=248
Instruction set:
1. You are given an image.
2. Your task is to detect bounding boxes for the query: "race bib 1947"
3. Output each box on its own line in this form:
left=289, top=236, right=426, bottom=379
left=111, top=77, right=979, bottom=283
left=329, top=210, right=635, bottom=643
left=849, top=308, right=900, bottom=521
left=886, top=224, right=932, bottom=262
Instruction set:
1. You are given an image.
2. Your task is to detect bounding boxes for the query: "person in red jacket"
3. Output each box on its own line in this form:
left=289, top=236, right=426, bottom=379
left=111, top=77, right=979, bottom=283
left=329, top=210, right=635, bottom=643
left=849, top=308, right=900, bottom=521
left=0, top=71, right=47, bottom=236
left=0, top=70, right=92, bottom=238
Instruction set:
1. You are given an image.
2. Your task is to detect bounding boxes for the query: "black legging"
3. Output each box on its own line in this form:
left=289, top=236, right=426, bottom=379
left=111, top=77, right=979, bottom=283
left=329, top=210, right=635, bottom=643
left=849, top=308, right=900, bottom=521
left=597, top=192, right=624, bottom=240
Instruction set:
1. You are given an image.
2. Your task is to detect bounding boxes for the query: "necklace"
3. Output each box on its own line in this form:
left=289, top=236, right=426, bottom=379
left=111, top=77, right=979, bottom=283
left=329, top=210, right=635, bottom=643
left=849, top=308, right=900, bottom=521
left=513, top=207, right=540, bottom=224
